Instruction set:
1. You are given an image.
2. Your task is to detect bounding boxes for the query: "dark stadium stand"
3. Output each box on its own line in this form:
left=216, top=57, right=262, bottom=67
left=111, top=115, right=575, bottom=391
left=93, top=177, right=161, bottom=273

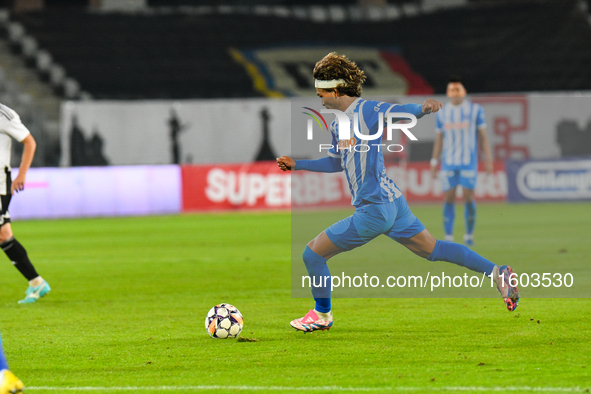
left=8, top=0, right=591, bottom=99
left=146, top=0, right=417, bottom=5
left=147, top=0, right=358, bottom=4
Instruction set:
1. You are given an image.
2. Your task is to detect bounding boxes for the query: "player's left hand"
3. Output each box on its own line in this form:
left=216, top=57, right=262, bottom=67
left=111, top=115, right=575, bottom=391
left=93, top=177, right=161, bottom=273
left=276, top=156, right=295, bottom=171
left=485, top=161, right=494, bottom=175
left=422, top=99, right=443, bottom=114
left=11, top=174, right=26, bottom=195
left=430, top=165, right=439, bottom=179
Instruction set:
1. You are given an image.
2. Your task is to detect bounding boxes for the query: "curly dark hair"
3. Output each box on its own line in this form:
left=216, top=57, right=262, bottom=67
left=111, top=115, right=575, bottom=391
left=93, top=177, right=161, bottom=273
left=313, top=52, right=367, bottom=97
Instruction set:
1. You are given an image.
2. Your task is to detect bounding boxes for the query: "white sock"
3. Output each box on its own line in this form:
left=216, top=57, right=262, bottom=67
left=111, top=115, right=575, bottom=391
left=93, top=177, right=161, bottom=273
left=315, top=310, right=332, bottom=320
left=29, top=276, right=43, bottom=287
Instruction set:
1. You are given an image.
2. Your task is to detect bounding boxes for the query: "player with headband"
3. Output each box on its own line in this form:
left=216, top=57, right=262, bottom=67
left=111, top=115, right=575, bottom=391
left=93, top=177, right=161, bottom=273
left=277, top=52, right=519, bottom=332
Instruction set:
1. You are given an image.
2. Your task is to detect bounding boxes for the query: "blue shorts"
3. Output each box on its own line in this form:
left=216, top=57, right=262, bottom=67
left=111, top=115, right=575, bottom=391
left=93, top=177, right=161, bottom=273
left=325, top=195, right=426, bottom=252
left=440, top=169, right=477, bottom=191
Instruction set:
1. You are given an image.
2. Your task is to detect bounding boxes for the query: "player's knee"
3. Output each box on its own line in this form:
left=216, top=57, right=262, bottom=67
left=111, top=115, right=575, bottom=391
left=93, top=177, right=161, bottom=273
left=401, top=233, right=436, bottom=259
left=403, top=243, right=431, bottom=259
left=302, top=246, right=311, bottom=261
left=443, top=191, right=456, bottom=204
left=415, top=245, right=434, bottom=259
left=0, top=229, right=13, bottom=244
left=463, top=194, right=475, bottom=203
left=412, top=247, right=431, bottom=259
left=306, top=238, right=319, bottom=255
left=302, top=246, right=327, bottom=271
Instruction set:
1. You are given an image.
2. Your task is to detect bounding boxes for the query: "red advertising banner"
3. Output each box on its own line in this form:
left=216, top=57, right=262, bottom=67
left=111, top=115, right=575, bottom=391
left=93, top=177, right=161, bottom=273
left=181, top=161, right=506, bottom=212
left=390, top=161, right=507, bottom=203
left=181, top=162, right=290, bottom=212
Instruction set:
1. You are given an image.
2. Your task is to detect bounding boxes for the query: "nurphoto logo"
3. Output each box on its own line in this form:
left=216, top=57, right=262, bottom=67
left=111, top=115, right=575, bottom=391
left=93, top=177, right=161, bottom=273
left=302, top=107, right=418, bottom=153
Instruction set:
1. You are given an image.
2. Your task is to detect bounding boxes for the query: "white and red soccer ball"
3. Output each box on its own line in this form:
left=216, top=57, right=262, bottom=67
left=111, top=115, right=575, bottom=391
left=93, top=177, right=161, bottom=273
left=205, top=303, right=244, bottom=339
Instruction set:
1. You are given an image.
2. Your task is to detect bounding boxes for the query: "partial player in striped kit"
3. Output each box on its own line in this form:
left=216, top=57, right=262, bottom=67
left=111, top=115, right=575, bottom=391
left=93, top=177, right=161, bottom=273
left=430, top=77, right=493, bottom=246
left=277, top=53, right=518, bottom=332
left=0, top=103, right=51, bottom=304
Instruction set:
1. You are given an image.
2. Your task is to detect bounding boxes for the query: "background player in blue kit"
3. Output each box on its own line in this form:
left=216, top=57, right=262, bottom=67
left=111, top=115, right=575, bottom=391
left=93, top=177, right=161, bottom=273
left=277, top=53, right=518, bottom=332
left=0, top=332, right=24, bottom=394
left=430, top=77, right=493, bottom=246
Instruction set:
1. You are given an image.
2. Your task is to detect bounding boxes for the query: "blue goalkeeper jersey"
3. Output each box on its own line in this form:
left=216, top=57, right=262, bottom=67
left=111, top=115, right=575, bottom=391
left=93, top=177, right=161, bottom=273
left=435, top=100, right=486, bottom=170
left=327, top=98, right=424, bottom=206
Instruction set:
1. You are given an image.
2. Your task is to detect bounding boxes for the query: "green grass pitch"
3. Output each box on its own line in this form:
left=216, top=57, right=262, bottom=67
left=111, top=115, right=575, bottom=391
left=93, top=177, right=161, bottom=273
left=0, top=202, right=590, bottom=393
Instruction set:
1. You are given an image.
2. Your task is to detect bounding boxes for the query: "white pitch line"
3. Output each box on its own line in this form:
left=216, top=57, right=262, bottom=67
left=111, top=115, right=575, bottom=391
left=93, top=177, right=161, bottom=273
left=25, top=385, right=588, bottom=392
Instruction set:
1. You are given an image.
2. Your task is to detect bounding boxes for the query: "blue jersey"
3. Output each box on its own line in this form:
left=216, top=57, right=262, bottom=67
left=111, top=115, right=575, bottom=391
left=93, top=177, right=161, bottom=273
left=435, top=100, right=485, bottom=170
left=327, top=98, right=424, bottom=206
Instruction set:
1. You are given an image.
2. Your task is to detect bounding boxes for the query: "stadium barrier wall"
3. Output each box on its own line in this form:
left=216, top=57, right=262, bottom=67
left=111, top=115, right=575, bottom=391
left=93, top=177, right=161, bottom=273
left=10, top=165, right=182, bottom=220
left=59, top=99, right=291, bottom=167
left=9, top=161, right=507, bottom=220
left=181, top=161, right=506, bottom=212
left=60, top=94, right=591, bottom=167
left=506, top=157, right=591, bottom=202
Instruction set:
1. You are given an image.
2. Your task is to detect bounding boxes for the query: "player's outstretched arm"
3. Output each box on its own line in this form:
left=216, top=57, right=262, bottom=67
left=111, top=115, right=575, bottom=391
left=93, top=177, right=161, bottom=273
left=391, top=99, right=442, bottom=120
left=430, top=133, right=443, bottom=179
left=12, top=134, right=36, bottom=195
left=277, top=155, right=342, bottom=173
left=478, top=127, right=494, bottom=175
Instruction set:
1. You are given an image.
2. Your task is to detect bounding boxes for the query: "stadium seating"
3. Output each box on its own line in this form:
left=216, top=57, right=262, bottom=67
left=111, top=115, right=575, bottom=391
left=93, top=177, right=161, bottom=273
left=8, top=0, right=591, bottom=99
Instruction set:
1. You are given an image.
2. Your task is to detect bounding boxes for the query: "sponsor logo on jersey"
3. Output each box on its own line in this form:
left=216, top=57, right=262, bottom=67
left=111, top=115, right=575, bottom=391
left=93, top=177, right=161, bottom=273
left=444, top=121, right=471, bottom=130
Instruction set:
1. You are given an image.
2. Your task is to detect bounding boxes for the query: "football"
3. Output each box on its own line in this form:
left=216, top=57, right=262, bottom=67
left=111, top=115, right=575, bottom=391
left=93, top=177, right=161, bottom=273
left=205, top=303, right=244, bottom=339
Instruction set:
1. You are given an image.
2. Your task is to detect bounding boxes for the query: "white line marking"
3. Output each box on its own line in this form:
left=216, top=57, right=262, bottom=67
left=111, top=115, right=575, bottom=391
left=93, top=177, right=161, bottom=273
left=25, top=386, right=588, bottom=392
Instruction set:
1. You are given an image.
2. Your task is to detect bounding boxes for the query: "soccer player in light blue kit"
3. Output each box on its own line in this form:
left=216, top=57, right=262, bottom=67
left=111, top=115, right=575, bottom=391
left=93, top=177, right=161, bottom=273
left=277, top=53, right=518, bottom=332
left=0, top=332, right=24, bottom=393
left=430, top=77, right=493, bottom=246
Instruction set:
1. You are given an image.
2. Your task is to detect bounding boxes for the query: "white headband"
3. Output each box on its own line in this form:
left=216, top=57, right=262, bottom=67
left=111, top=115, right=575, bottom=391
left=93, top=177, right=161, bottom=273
left=315, top=79, right=346, bottom=89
